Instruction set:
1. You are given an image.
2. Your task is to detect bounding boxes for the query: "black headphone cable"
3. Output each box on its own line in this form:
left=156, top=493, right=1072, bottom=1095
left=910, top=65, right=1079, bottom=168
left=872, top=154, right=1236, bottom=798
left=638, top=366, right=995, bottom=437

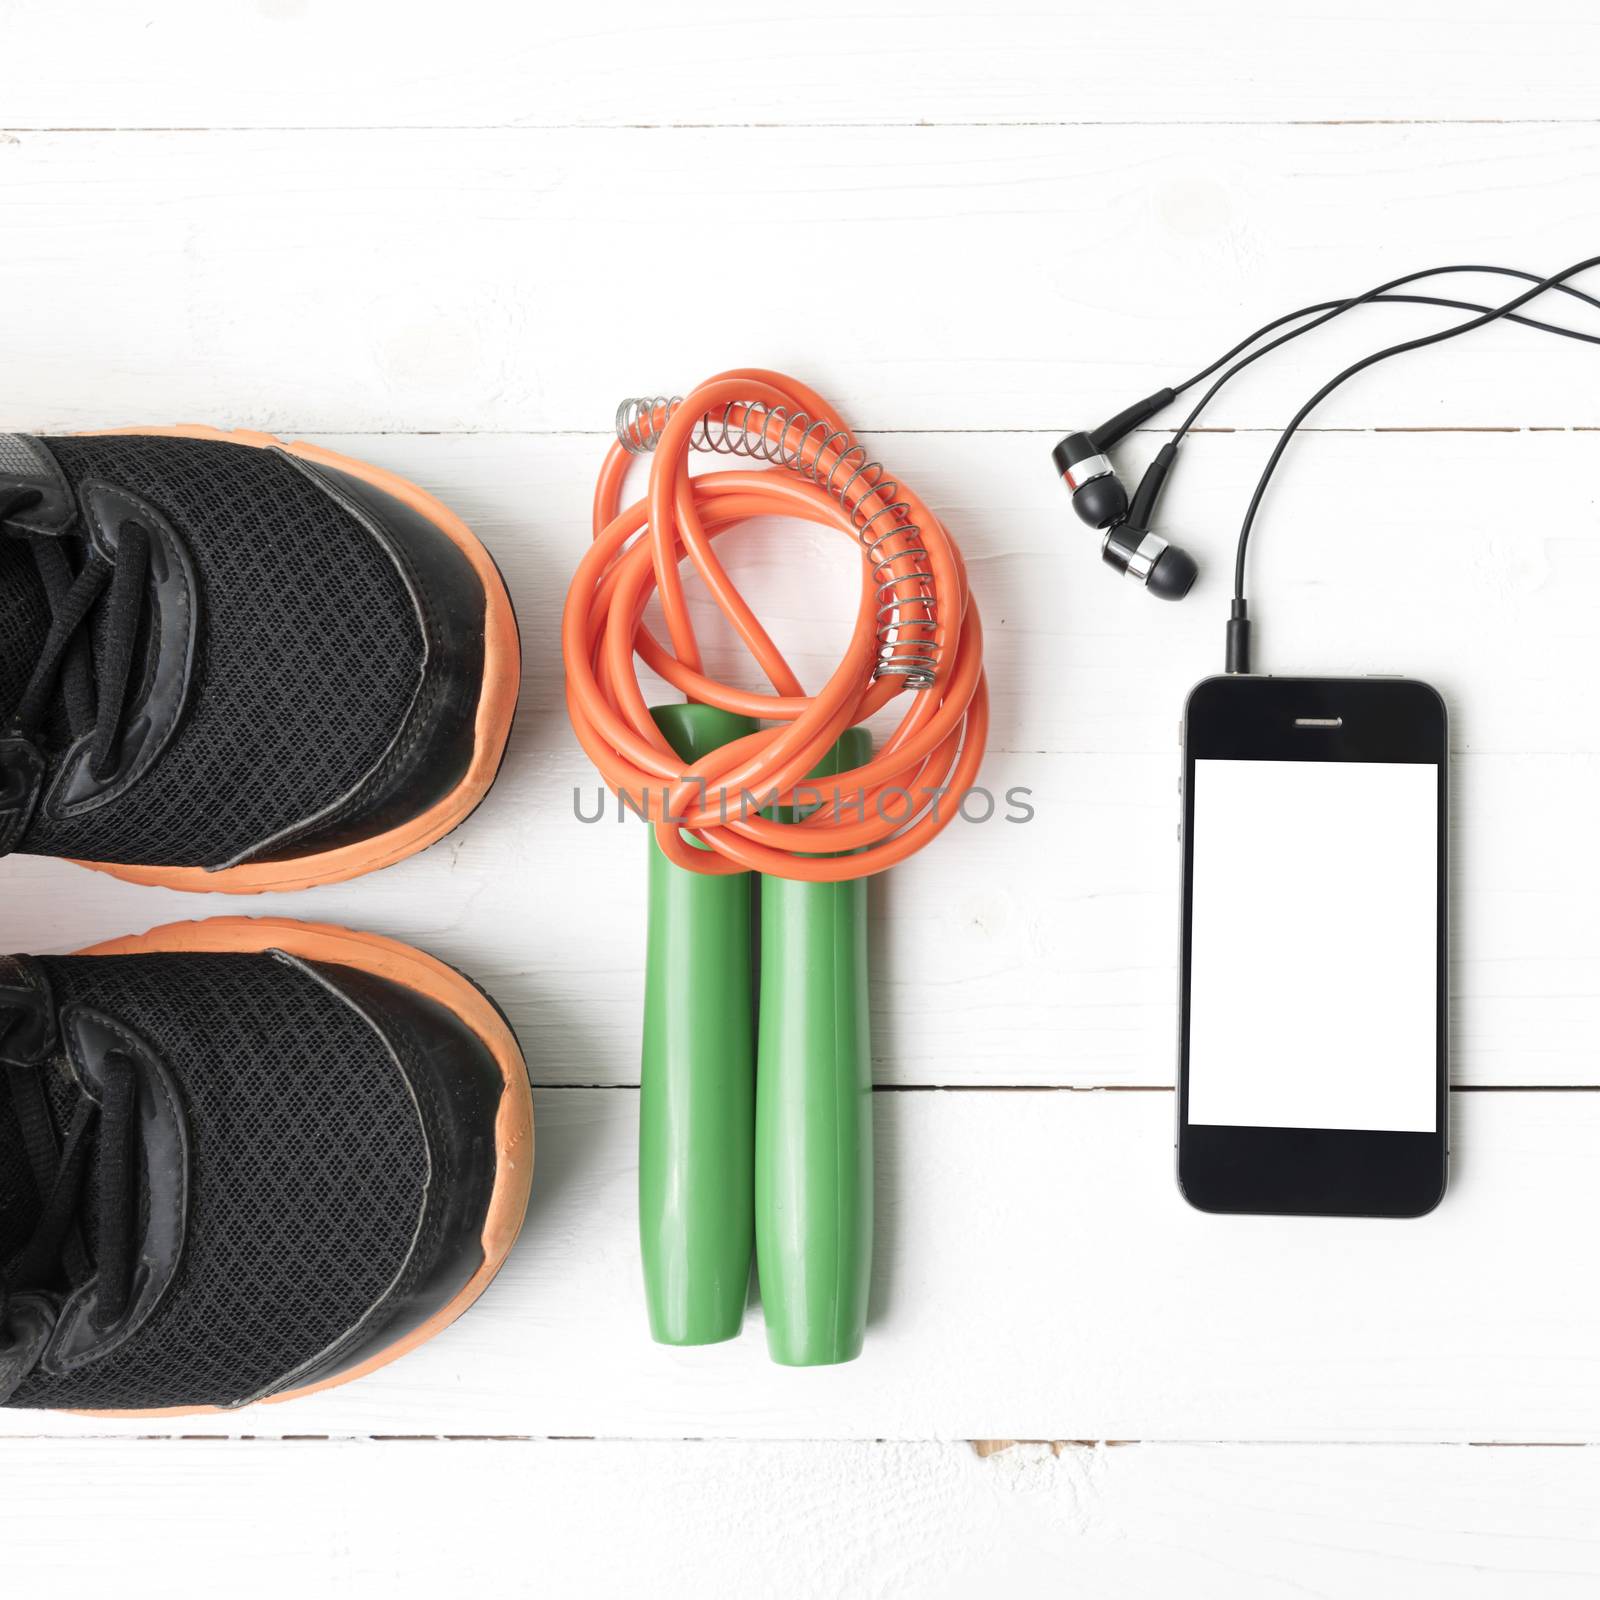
left=1223, top=253, right=1600, bottom=672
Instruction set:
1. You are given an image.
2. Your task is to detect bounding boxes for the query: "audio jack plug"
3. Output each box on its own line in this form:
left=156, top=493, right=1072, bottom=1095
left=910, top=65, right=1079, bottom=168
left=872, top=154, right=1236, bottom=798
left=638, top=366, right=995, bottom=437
left=1226, top=598, right=1252, bottom=674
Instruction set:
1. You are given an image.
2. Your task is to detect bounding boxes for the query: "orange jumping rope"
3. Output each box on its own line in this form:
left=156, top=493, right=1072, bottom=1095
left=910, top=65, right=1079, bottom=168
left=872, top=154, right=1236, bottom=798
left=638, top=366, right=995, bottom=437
left=563, top=369, right=988, bottom=881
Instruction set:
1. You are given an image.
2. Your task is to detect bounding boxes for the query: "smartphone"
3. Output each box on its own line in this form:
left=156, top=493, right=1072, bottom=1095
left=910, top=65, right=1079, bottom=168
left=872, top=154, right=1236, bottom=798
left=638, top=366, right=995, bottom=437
left=1177, top=676, right=1448, bottom=1217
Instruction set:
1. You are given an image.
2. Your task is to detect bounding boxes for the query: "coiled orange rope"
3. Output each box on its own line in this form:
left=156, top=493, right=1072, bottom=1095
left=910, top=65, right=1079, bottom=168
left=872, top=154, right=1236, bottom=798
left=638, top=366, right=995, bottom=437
left=563, top=369, right=987, bottom=881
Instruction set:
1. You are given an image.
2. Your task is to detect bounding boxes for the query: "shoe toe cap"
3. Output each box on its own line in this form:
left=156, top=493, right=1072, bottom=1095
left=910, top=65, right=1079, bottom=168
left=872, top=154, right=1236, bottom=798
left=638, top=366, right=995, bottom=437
left=262, top=953, right=528, bottom=1401
left=250, top=456, right=496, bottom=862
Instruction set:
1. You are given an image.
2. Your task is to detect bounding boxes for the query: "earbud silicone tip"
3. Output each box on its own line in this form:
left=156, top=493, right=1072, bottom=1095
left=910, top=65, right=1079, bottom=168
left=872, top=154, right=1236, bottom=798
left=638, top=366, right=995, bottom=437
left=1147, top=543, right=1199, bottom=601
left=1072, top=473, right=1128, bottom=530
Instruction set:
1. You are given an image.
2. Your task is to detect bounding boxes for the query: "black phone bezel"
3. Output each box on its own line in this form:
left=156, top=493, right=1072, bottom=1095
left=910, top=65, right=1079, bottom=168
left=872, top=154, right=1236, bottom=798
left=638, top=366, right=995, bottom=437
left=1177, top=675, right=1449, bottom=1219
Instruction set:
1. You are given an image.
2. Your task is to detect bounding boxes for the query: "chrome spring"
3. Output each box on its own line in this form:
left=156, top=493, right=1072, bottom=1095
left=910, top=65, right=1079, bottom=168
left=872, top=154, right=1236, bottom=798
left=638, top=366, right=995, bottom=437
left=615, top=395, right=939, bottom=689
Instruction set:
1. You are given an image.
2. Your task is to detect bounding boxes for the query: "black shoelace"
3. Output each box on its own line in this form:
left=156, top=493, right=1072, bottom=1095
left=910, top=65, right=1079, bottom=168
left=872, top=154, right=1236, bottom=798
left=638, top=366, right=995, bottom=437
left=1, top=1034, right=138, bottom=1355
left=2, top=486, right=151, bottom=779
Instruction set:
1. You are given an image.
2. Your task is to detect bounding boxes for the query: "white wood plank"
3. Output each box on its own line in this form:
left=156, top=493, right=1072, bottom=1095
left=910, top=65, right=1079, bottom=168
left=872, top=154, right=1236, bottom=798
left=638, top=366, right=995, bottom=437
left=6, top=1087, right=1600, bottom=1442
left=2, top=430, right=1592, bottom=1089
left=4, top=1437, right=1599, bottom=1598
left=2, top=126, right=1600, bottom=434
left=6, top=0, right=1600, bottom=129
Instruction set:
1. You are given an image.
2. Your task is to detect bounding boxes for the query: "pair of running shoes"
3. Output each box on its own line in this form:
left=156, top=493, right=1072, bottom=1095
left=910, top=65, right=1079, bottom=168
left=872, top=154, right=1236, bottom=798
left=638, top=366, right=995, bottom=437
left=1, top=427, right=528, bottom=1414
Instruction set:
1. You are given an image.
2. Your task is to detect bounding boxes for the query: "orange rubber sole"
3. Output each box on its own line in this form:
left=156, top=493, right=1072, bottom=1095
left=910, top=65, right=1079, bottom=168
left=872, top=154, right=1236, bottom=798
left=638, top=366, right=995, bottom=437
left=70, top=916, right=534, bottom=1417
left=69, top=426, right=521, bottom=894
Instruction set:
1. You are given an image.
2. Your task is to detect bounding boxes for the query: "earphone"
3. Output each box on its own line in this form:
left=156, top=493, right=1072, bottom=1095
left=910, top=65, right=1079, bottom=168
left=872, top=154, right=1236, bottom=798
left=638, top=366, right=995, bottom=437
left=1056, top=258, right=1600, bottom=664
left=1052, top=390, right=1198, bottom=599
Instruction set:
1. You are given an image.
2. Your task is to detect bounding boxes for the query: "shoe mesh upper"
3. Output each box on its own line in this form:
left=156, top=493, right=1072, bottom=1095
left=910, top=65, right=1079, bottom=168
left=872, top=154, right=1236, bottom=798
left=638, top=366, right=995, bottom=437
left=15, top=435, right=424, bottom=867
left=0, top=1078, right=35, bottom=1268
left=0, top=538, right=50, bottom=718
left=3, top=952, right=427, bottom=1411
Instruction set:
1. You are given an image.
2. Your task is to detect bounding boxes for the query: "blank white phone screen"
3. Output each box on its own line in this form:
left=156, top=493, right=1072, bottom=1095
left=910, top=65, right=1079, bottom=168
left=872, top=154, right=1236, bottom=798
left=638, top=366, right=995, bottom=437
left=1187, top=758, right=1438, bottom=1133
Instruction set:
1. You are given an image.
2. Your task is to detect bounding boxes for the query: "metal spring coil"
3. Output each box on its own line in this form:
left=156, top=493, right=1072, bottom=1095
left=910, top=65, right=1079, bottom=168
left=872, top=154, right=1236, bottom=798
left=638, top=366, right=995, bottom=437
left=616, top=394, right=939, bottom=689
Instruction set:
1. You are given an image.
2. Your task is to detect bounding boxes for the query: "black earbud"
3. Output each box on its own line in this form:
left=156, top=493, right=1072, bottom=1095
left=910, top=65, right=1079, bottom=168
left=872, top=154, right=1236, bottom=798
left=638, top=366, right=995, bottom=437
left=1100, top=520, right=1199, bottom=600
left=1109, top=440, right=1199, bottom=600
left=1052, top=429, right=1127, bottom=529
left=1053, top=396, right=1202, bottom=600
left=1052, top=389, right=1175, bottom=530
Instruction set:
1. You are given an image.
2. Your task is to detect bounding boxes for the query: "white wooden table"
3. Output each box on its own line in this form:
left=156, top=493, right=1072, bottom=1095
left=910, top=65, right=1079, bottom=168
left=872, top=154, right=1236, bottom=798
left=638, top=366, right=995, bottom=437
left=5, top=4, right=1600, bottom=1592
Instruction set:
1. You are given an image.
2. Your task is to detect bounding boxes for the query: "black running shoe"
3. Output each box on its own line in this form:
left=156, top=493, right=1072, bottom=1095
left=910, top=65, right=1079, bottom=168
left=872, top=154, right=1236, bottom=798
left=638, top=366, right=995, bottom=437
left=0, top=426, right=519, bottom=892
left=0, top=918, right=532, bottom=1414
